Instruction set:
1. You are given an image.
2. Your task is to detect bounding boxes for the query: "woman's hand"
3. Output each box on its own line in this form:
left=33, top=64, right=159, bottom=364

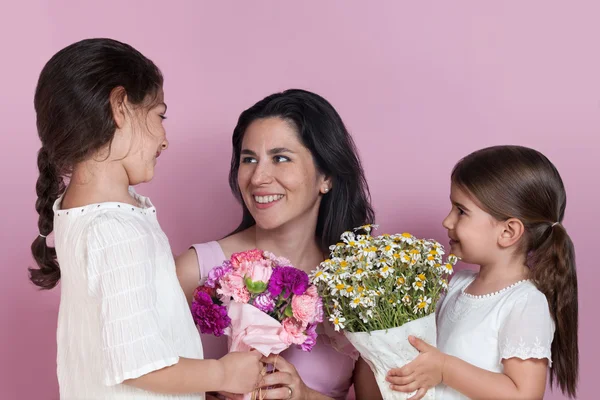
left=386, top=336, right=446, bottom=400
left=257, top=354, right=313, bottom=400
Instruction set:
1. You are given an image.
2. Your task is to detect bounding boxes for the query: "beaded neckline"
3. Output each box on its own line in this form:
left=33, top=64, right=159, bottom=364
left=461, top=277, right=530, bottom=299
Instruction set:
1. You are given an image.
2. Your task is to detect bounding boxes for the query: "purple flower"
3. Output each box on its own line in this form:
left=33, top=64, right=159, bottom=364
left=299, top=323, right=318, bottom=352
left=268, top=266, right=309, bottom=299
left=253, top=292, right=276, bottom=313
left=191, top=291, right=231, bottom=336
left=206, top=261, right=233, bottom=288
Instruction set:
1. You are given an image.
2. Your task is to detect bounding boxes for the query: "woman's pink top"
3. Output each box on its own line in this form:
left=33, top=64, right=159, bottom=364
left=192, top=242, right=356, bottom=400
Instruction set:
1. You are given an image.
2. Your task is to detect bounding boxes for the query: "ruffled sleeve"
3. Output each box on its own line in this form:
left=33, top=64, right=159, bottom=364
left=498, top=289, right=555, bottom=366
left=86, top=212, right=179, bottom=385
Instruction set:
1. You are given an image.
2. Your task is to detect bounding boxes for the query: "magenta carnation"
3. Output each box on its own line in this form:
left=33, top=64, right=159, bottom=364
left=191, top=291, right=231, bottom=336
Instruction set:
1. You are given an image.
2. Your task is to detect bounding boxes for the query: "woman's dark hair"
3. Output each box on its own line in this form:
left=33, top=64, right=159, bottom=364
left=228, top=89, right=375, bottom=253
left=30, top=38, right=164, bottom=289
left=452, top=145, right=578, bottom=397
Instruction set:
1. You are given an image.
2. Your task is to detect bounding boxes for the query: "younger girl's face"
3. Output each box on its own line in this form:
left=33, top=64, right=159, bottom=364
left=117, top=90, right=169, bottom=185
left=442, top=183, right=504, bottom=265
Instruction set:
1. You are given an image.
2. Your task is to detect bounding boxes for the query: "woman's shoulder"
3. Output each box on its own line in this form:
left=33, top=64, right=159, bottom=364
left=217, top=228, right=256, bottom=259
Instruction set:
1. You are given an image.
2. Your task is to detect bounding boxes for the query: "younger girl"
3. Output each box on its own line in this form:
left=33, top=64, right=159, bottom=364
left=387, top=145, right=578, bottom=399
left=29, top=38, right=262, bottom=399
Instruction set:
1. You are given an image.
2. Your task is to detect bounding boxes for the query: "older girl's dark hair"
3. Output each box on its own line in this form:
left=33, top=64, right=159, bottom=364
left=30, top=38, right=163, bottom=289
left=452, top=145, right=578, bottom=397
left=228, top=89, right=375, bottom=252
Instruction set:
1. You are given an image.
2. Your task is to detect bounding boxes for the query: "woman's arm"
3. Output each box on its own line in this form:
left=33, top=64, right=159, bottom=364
left=353, top=357, right=383, bottom=400
left=175, top=248, right=201, bottom=304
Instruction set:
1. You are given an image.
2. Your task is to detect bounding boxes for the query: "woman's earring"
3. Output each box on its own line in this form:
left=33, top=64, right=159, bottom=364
left=323, top=188, right=329, bottom=193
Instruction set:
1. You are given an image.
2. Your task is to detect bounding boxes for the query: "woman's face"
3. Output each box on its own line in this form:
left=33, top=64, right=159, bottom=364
left=237, top=117, right=331, bottom=231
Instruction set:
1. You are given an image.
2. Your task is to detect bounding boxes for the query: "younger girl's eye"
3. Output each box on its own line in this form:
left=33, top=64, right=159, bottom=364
left=274, top=155, right=290, bottom=163
left=457, top=207, right=465, bottom=215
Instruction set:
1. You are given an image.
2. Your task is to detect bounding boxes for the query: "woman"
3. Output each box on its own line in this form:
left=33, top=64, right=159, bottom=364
left=177, top=89, right=381, bottom=400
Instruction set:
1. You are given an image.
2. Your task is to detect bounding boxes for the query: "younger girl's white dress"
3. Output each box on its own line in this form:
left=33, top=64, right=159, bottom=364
left=53, top=189, right=204, bottom=399
left=435, top=270, right=555, bottom=400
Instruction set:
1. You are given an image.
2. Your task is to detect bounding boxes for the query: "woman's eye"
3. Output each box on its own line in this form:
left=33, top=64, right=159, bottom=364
left=159, top=115, right=167, bottom=120
left=274, top=155, right=290, bottom=163
left=241, top=157, right=257, bottom=164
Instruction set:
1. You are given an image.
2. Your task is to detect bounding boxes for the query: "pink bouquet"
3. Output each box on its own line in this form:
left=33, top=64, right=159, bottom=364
left=191, top=249, right=323, bottom=360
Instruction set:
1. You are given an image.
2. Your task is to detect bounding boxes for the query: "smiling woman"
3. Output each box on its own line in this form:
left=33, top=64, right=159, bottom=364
left=176, top=89, right=381, bottom=400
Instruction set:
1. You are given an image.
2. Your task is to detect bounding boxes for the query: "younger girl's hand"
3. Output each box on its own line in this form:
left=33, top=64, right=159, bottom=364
left=386, top=336, right=446, bottom=400
left=257, top=354, right=311, bottom=399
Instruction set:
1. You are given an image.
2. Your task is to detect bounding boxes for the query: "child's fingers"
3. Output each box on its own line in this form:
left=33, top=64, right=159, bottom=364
left=408, top=336, right=431, bottom=352
left=407, top=387, right=428, bottom=400
left=390, top=381, right=421, bottom=393
left=248, top=349, right=263, bottom=359
left=386, top=374, right=414, bottom=385
left=388, top=365, right=413, bottom=377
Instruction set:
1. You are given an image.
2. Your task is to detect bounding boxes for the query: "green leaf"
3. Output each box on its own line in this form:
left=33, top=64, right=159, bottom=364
left=284, top=304, right=294, bottom=318
left=244, top=277, right=267, bottom=294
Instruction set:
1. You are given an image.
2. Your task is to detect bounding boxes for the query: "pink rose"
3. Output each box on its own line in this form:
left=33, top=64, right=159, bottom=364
left=280, top=318, right=307, bottom=345
left=246, top=259, right=273, bottom=283
left=292, top=293, right=320, bottom=325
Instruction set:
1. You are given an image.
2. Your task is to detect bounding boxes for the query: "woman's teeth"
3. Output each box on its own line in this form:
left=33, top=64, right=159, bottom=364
left=254, top=195, right=284, bottom=204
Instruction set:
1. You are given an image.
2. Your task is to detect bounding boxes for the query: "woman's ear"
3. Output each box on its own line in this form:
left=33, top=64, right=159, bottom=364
left=320, top=176, right=333, bottom=194
left=109, top=86, right=128, bottom=129
left=498, top=218, right=525, bottom=248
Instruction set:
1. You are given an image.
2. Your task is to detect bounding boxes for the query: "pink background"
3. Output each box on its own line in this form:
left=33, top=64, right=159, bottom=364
left=1, top=1, right=597, bottom=398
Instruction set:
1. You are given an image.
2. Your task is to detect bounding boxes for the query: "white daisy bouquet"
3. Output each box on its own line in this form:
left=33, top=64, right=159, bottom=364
left=310, top=225, right=457, bottom=399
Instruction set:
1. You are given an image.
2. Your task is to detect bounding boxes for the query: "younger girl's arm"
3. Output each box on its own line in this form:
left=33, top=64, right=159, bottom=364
left=387, top=336, right=547, bottom=400
left=441, top=354, right=547, bottom=400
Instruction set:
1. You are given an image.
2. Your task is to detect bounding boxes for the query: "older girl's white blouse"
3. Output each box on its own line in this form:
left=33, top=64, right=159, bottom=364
left=435, top=270, right=554, bottom=400
left=53, top=190, right=204, bottom=399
